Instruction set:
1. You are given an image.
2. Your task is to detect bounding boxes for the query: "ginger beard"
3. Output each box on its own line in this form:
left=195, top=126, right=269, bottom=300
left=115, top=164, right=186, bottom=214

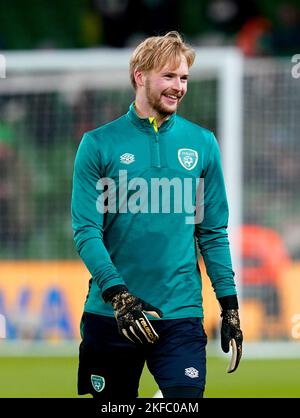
left=144, top=78, right=185, bottom=118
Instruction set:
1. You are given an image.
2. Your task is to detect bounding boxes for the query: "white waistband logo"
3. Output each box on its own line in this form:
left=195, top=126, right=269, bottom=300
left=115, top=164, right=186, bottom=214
left=185, top=367, right=199, bottom=378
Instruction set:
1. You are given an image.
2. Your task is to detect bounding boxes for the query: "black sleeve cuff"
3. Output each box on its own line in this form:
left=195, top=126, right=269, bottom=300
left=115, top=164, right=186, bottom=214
left=218, top=295, right=239, bottom=310
left=102, top=285, right=128, bottom=303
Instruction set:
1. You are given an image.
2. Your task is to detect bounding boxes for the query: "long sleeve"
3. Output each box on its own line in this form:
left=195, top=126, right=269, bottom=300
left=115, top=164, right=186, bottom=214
left=71, top=133, right=125, bottom=293
left=195, top=133, right=236, bottom=298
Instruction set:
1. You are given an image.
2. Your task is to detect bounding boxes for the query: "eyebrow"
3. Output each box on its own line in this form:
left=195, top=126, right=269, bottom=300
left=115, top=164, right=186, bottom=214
left=162, top=71, right=189, bottom=78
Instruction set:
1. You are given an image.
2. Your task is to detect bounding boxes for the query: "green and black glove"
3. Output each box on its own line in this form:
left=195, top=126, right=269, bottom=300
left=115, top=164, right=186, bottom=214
left=218, top=295, right=243, bottom=373
left=103, top=285, right=163, bottom=344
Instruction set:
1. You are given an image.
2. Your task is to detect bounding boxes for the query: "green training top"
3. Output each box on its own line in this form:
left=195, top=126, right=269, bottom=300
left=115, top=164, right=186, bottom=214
left=71, top=103, right=236, bottom=319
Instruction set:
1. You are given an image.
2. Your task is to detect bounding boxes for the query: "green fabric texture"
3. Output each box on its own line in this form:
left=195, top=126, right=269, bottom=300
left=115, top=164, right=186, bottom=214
left=71, top=103, right=236, bottom=319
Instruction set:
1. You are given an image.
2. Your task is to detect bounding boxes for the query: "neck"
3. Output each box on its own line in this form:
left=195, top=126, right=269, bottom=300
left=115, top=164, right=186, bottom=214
left=134, top=96, right=170, bottom=128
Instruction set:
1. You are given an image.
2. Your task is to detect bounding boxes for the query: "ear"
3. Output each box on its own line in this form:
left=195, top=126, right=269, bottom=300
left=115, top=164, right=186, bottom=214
left=134, top=70, right=145, bottom=87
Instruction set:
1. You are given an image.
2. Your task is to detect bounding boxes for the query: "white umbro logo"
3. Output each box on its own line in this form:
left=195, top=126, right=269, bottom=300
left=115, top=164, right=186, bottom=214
left=185, top=367, right=199, bottom=379
left=120, top=153, right=135, bottom=164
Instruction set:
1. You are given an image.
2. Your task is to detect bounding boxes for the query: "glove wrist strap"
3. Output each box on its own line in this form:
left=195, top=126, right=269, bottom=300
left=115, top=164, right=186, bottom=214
left=102, top=285, right=128, bottom=303
left=218, top=295, right=239, bottom=311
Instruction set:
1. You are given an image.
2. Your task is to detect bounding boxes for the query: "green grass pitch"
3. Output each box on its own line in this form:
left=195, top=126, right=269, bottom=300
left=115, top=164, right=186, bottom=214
left=0, top=356, right=299, bottom=398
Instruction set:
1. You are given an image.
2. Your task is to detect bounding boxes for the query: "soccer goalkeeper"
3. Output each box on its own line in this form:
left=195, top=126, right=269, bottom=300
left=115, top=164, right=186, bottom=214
left=71, top=31, right=243, bottom=399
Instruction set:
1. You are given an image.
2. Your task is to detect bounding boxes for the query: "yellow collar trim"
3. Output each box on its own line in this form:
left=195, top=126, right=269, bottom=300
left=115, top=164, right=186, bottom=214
left=148, top=117, right=158, bottom=133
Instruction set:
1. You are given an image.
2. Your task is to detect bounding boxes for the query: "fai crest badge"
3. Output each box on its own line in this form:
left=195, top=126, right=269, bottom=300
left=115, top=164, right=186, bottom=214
left=178, top=148, right=198, bottom=171
left=91, top=374, right=105, bottom=392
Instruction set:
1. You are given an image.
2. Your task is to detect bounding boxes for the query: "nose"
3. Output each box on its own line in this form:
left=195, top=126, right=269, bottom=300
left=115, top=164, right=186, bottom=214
left=172, top=77, right=182, bottom=92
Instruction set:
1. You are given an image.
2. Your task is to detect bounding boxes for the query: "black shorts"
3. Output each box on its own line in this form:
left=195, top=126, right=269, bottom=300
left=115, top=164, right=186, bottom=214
left=78, top=312, right=207, bottom=399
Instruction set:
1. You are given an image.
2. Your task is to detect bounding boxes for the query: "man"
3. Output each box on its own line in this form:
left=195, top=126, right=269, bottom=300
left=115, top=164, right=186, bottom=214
left=71, top=31, right=243, bottom=399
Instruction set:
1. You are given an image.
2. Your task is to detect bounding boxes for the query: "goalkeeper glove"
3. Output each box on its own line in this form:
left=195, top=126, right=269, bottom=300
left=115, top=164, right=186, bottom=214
left=218, top=295, right=243, bottom=373
left=102, top=285, right=163, bottom=344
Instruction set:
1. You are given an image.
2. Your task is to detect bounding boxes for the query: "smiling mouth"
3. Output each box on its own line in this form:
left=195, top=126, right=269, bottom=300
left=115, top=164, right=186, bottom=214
left=163, top=94, right=181, bottom=103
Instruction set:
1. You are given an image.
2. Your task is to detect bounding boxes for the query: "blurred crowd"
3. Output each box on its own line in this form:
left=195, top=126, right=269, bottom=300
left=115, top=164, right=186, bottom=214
left=0, top=0, right=300, bottom=56
left=1, top=1, right=300, bottom=337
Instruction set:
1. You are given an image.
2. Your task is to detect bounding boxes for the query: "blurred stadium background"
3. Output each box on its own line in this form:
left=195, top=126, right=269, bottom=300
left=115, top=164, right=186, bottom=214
left=0, top=0, right=300, bottom=398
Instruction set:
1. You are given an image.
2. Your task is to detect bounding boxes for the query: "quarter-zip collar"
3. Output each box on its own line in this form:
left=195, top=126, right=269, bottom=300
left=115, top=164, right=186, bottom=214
left=126, top=102, right=176, bottom=133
